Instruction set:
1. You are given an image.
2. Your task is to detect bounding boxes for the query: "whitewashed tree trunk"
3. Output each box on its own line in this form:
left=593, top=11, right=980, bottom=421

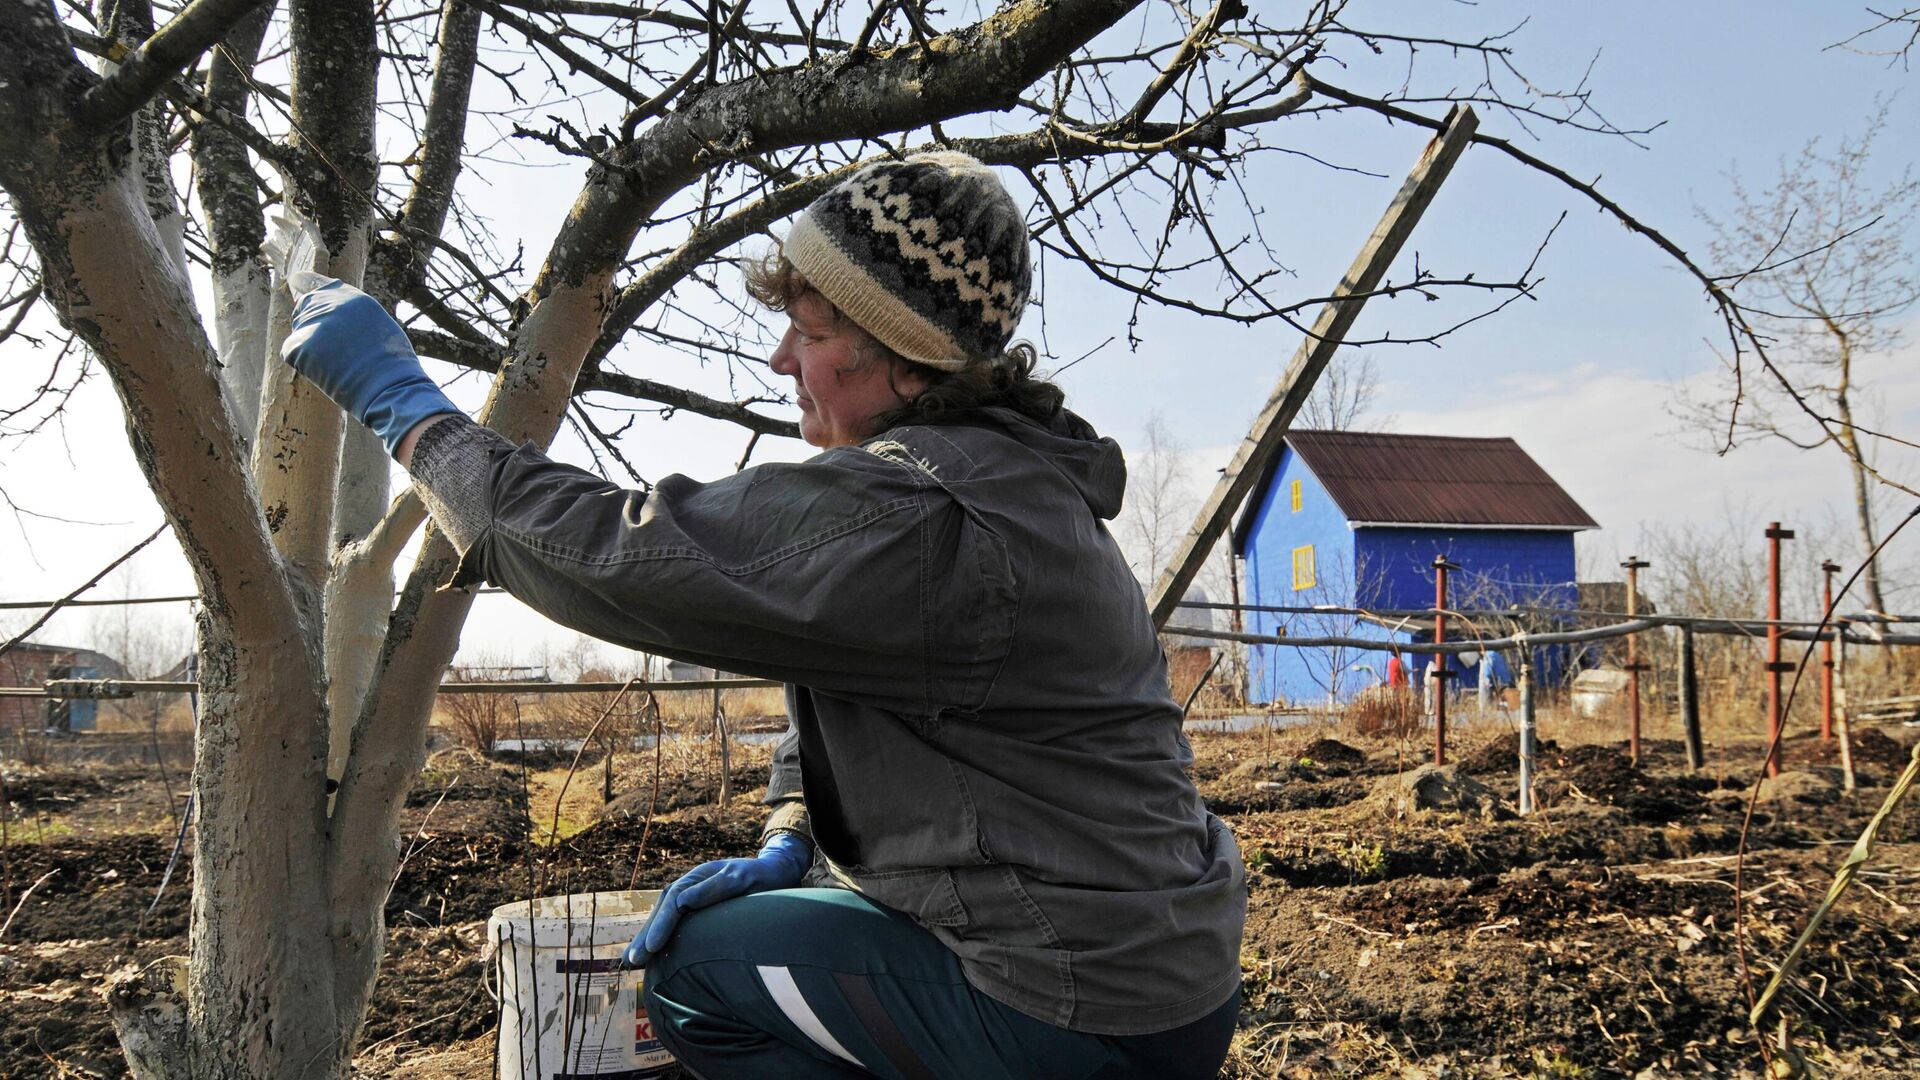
left=191, top=6, right=274, bottom=446
left=210, top=263, right=272, bottom=445
left=0, top=1, right=1224, bottom=1075
left=324, top=485, right=418, bottom=788
left=324, top=423, right=396, bottom=784
left=250, top=278, right=344, bottom=621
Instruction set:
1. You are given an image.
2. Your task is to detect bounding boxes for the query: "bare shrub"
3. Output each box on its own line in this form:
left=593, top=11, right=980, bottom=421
left=1346, top=686, right=1423, bottom=740
left=437, top=669, right=512, bottom=753
left=543, top=667, right=648, bottom=801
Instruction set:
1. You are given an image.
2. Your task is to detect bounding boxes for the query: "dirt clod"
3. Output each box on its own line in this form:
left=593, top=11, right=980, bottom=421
left=1365, top=763, right=1492, bottom=815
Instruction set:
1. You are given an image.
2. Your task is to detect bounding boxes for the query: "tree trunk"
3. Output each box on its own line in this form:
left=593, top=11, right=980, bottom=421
left=191, top=7, right=273, bottom=445
left=99, top=0, right=189, bottom=277
left=7, top=153, right=341, bottom=1080
left=323, top=423, right=396, bottom=786
left=1830, top=336, right=1889, bottom=618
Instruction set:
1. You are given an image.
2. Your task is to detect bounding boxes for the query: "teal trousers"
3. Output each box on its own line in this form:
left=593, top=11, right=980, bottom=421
left=640, top=888, right=1238, bottom=1080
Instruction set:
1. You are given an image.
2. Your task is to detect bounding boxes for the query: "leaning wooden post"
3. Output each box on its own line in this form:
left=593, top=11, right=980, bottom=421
left=1146, top=105, right=1481, bottom=627
left=1678, top=624, right=1704, bottom=772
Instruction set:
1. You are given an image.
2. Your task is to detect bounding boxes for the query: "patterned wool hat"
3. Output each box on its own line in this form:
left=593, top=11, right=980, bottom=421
left=784, top=151, right=1032, bottom=371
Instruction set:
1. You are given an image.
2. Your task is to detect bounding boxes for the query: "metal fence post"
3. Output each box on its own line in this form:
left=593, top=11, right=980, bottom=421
left=1432, top=556, right=1458, bottom=766
left=1517, top=640, right=1536, bottom=815
left=1764, top=522, right=1795, bottom=777
left=1621, top=556, right=1650, bottom=766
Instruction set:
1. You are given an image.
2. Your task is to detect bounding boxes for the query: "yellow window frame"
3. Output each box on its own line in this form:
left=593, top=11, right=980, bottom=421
left=1289, top=479, right=1302, bottom=512
left=1291, top=544, right=1316, bottom=591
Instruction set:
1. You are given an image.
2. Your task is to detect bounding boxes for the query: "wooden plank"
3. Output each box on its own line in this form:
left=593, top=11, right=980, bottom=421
left=1147, top=103, right=1480, bottom=627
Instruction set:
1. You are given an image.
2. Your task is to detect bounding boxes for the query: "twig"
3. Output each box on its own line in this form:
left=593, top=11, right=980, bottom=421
left=626, top=692, right=664, bottom=890
left=1181, top=650, right=1226, bottom=718
left=1750, top=739, right=1920, bottom=1027
left=0, top=869, right=57, bottom=941
left=0, top=523, right=170, bottom=664
left=385, top=783, right=454, bottom=912
left=547, top=677, right=639, bottom=846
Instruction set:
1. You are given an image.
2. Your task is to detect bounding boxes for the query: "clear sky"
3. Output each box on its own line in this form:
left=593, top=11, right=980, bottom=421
left=3, top=1, right=1917, bottom=672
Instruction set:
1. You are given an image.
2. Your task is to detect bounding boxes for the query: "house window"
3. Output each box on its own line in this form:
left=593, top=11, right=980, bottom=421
left=1289, top=480, right=1302, bottom=512
left=1291, top=544, right=1316, bottom=591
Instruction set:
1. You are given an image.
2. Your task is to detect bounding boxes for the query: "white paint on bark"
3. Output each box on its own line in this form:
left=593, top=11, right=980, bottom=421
left=211, top=260, right=271, bottom=448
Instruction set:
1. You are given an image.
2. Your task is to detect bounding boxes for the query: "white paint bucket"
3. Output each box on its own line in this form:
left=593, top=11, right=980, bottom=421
left=487, top=890, right=676, bottom=1079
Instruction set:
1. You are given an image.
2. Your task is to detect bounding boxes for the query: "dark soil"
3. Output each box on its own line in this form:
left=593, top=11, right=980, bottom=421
left=1455, top=729, right=1561, bottom=775
left=3, top=723, right=1918, bottom=1079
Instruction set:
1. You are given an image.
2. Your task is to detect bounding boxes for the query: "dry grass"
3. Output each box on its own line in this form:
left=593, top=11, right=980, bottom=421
left=517, top=730, right=781, bottom=841
left=653, top=685, right=786, bottom=724
left=1344, top=686, right=1423, bottom=739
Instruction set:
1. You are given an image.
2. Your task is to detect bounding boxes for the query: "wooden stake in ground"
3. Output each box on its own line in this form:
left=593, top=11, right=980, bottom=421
left=1834, top=623, right=1856, bottom=793
left=1146, top=104, right=1481, bottom=627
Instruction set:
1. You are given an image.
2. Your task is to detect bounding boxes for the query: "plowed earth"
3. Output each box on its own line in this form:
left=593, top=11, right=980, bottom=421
left=2, top=727, right=1917, bottom=1079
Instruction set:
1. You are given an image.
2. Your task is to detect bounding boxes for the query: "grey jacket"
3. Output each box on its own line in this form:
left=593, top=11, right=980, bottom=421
left=407, top=408, right=1245, bottom=1035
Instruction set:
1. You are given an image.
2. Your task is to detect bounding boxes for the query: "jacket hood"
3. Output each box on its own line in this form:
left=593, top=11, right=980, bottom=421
left=969, top=406, right=1128, bottom=521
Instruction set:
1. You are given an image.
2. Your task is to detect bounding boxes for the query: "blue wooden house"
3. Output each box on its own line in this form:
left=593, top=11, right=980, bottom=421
left=1231, top=431, right=1598, bottom=706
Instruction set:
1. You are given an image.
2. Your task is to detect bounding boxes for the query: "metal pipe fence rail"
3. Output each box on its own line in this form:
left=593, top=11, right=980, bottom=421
left=1162, top=621, right=1920, bottom=652
left=0, top=676, right=781, bottom=699
left=1174, top=599, right=1920, bottom=632
left=1165, top=607, right=1918, bottom=794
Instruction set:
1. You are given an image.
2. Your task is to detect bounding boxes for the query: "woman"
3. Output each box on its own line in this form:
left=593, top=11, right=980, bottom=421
left=287, top=152, right=1245, bottom=1079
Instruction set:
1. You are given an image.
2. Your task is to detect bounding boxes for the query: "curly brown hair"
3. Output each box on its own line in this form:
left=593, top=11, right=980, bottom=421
left=744, top=247, right=1065, bottom=431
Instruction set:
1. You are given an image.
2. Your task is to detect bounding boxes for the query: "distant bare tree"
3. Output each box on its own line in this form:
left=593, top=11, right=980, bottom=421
left=1681, top=107, right=1920, bottom=617
left=1299, top=353, right=1392, bottom=432
left=1121, top=415, right=1194, bottom=587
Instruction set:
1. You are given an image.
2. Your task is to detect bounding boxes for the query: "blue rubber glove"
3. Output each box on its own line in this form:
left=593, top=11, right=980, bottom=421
left=624, top=832, right=812, bottom=968
left=281, top=279, right=461, bottom=456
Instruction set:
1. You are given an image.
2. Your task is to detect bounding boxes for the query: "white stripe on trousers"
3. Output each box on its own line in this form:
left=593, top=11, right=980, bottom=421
left=755, top=964, right=867, bottom=1070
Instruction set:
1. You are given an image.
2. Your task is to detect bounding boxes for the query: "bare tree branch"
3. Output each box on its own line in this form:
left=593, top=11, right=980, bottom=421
left=78, top=0, right=273, bottom=130
left=409, top=326, right=799, bottom=435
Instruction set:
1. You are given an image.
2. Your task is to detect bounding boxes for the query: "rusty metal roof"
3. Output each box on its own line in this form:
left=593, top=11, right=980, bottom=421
left=1272, top=429, right=1598, bottom=531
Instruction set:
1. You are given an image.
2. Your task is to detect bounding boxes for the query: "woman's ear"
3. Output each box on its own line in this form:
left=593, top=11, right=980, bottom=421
left=891, top=357, right=935, bottom=402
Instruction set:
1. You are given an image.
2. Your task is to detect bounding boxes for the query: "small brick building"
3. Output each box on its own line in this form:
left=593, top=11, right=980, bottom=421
left=0, top=642, right=127, bottom=731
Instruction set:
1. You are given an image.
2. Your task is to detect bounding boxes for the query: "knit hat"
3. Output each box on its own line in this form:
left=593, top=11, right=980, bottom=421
left=784, top=151, right=1032, bottom=372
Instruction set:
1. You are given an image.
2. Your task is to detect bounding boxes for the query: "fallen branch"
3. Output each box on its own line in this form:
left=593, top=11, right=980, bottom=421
left=0, top=869, right=57, bottom=941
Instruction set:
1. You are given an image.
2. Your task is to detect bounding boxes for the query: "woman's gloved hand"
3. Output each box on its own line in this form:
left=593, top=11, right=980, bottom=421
left=281, top=279, right=462, bottom=456
left=624, top=832, right=813, bottom=969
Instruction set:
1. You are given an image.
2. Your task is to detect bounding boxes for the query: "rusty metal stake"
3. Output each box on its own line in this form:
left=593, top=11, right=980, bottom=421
left=1821, top=560, right=1840, bottom=742
left=1432, top=556, right=1459, bottom=766
left=1765, top=522, right=1796, bottom=777
left=1621, top=556, right=1649, bottom=766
